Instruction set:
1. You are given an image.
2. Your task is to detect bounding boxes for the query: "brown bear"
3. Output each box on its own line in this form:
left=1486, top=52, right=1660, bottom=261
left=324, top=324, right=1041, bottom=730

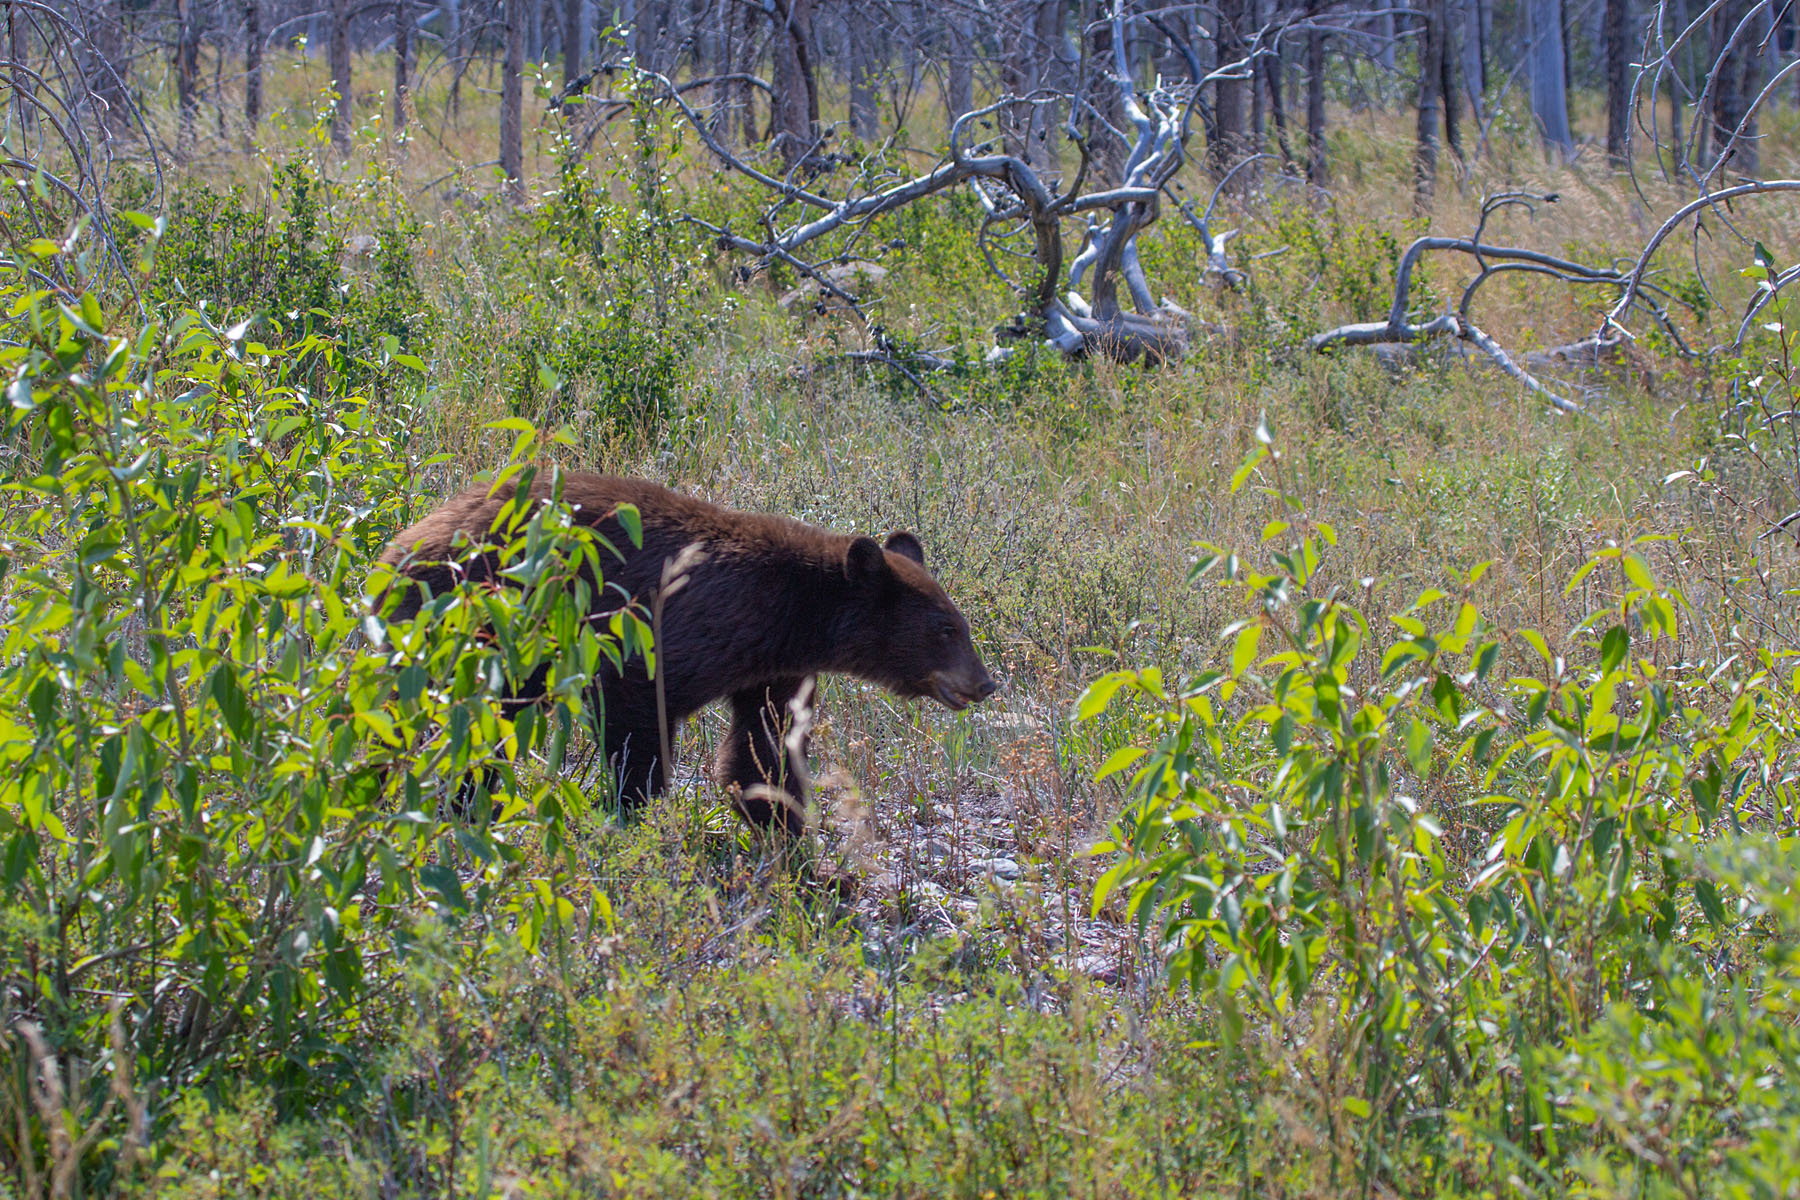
left=377, top=472, right=996, bottom=833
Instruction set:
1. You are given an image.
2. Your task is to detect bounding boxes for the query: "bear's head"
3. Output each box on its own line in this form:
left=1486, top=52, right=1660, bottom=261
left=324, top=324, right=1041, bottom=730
left=841, top=531, right=997, bottom=711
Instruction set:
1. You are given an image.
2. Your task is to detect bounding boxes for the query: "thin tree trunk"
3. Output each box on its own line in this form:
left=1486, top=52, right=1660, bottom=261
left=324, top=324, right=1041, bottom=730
left=731, top=0, right=757, bottom=141
left=1416, top=0, right=1446, bottom=206
left=1604, top=0, right=1630, bottom=163
left=1249, top=0, right=1266, bottom=156
left=1459, top=0, right=1486, bottom=122
left=1526, top=0, right=1573, bottom=154
left=244, top=0, right=262, bottom=137
left=213, top=22, right=227, bottom=138
left=1441, top=3, right=1463, bottom=161
left=1265, top=43, right=1295, bottom=166
left=563, top=0, right=583, bottom=88
left=1213, top=0, right=1249, bottom=175
left=712, top=0, right=739, bottom=139
left=1560, top=0, right=1572, bottom=96
left=634, top=0, right=659, bottom=72
left=395, top=0, right=413, bottom=138
left=330, top=0, right=352, bottom=153
left=176, top=0, right=199, bottom=149
left=502, top=0, right=525, bottom=199
left=445, top=0, right=463, bottom=116
left=8, top=1, right=31, bottom=137
left=1305, top=18, right=1327, bottom=183
left=1031, top=0, right=1063, bottom=171
left=1479, top=0, right=1492, bottom=92
left=947, top=14, right=974, bottom=129
left=1666, top=0, right=1684, bottom=162
left=90, top=0, right=129, bottom=134
left=1250, top=47, right=1266, bottom=154
left=848, top=2, right=877, bottom=140
left=768, top=0, right=818, bottom=166
left=1710, top=5, right=1760, bottom=176
left=1001, top=0, right=1036, bottom=162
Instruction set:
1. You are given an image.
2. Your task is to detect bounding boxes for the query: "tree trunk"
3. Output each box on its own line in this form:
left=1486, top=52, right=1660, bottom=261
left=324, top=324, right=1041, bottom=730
left=1458, top=0, right=1486, bottom=123
left=1000, top=0, right=1036, bottom=162
left=1604, top=0, right=1630, bottom=164
left=634, top=0, right=659, bottom=72
left=947, top=14, right=974, bottom=130
left=563, top=0, right=583, bottom=88
left=1441, top=2, right=1463, bottom=161
left=848, top=2, right=877, bottom=141
left=7, top=1, right=31, bottom=137
left=330, top=0, right=352, bottom=153
left=1212, top=0, right=1249, bottom=175
left=1265, top=42, right=1294, bottom=166
left=446, top=0, right=463, bottom=116
left=1526, top=0, right=1573, bottom=154
left=1560, top=0, right=1572, bottom=96
left=244, top=0, right=262, bottom=137
left=1250, top=39, right=1265, bottom=155
left=1478, top=0, right=1492, bottom=91
left=89, top=0, right=130, bottom=135
left=1415, top=0, right=1445, bottom=207
left=1710, top=5, right=1760, bottom=176
left=502, top=0, right=525, bottom=200
left=1665, top=0, right=1684, bottom=162
left=768, top=0, right=818, bottom=167
left=1088, top=9, right=1130, bottom=183
left=713, top=0, right=742, bottom=140
left=731, top=0, right=758, bottom=142
left=1031, top=0, right=1063, bottom=172
left=1305, top=19, right=1327, bottom=183
left=176, top=0, right=199, bottom=149
left=394, top=0, right=413, bottom=138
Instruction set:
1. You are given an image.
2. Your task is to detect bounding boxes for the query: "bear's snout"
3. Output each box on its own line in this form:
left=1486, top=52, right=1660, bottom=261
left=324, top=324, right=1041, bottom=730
left=930, top=666, right=998, bottom=711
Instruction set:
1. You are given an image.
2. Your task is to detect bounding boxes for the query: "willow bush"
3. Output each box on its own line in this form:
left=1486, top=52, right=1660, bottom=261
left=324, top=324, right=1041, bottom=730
left=1084, top=418, right=1800, bottom=1193
left=0, top=237, right=645, bottom=1186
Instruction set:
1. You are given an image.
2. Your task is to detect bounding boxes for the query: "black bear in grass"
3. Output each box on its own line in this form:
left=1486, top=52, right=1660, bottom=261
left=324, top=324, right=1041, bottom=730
left=379, top=473, right=996, bottom=832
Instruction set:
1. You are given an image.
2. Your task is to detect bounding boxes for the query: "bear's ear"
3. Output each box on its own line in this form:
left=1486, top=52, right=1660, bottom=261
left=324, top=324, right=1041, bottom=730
left=883, top=530, right=925, bottom=568
left=846, top=535, right=890, bottom=585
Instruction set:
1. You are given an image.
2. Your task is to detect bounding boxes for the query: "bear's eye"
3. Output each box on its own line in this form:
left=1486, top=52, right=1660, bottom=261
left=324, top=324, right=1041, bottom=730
left=937, top=620, right=958, bottom=640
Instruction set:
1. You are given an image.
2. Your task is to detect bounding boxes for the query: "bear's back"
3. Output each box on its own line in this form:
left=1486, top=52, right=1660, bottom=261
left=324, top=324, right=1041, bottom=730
left=378, top=472, right=848, bottom=613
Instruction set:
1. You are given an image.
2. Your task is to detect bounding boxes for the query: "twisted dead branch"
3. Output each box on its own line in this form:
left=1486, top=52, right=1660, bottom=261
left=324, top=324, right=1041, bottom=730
left=1310, top=192, right=1702, bottom=414
left=623, top=1, right=1265, bottom=367
left=0, top=1, right=161, bottom=311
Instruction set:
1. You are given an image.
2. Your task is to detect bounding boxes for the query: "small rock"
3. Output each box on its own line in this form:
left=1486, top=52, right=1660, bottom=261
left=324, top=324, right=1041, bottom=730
left=969, top=857, right=1021, bottom=881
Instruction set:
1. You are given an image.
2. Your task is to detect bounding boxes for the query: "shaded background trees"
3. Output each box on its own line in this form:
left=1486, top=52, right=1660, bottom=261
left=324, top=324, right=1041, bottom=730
left=49, top=0, right=1800, bottom=197
left=37, top=0, right=1800, bottom=379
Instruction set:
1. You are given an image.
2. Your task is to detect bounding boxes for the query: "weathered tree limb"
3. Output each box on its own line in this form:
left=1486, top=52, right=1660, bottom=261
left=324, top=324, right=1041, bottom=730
left=621, top=0, right=1258, bottom=368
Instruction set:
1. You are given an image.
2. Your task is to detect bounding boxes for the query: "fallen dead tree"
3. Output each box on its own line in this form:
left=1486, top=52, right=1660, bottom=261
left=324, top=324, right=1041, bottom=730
left=1309, top=192, right=1699, bottom=414
left=614, top=1, right=1265, bottom=367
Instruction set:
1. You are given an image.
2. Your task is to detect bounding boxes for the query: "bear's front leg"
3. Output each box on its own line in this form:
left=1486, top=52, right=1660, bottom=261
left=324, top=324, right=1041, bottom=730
left=598, top=683, right=670, bottom=810
left=716, top=677, right=810, bottom=835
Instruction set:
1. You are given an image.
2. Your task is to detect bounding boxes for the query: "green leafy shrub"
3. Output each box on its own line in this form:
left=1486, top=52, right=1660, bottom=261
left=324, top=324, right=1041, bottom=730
left=1083, top=420, right=1800, bottom=1193
left=146, top=163, right=433, bottom=365
left=0, top=249, right=647, bottom=1185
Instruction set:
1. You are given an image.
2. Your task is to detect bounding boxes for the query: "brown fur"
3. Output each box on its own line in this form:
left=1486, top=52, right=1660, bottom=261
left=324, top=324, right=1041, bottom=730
left=378, top=472, right=996, bottom=832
